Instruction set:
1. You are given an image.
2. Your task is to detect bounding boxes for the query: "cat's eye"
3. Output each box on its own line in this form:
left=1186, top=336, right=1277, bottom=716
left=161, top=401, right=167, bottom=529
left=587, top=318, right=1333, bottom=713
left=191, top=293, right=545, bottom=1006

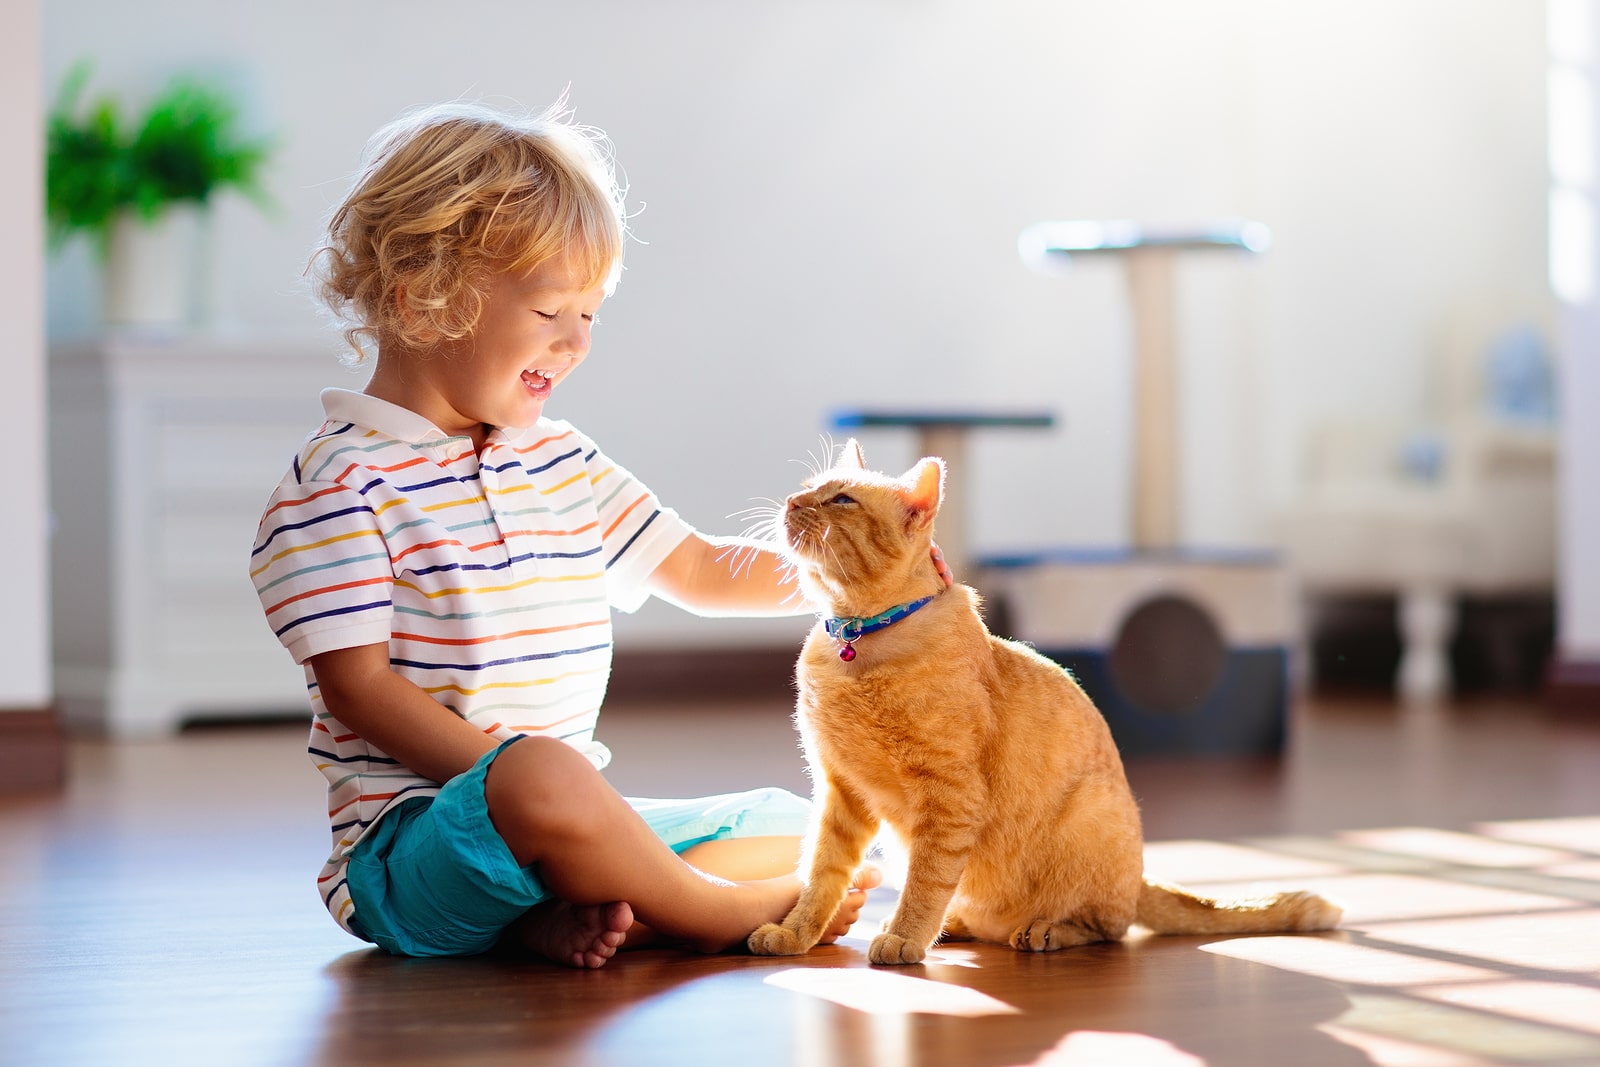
left=827, top=493, right=857, bottom=506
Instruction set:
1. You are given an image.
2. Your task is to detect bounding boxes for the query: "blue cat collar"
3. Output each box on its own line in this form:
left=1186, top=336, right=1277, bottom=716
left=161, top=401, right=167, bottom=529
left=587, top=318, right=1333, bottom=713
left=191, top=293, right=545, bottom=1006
left=824, top=595, right=937, bottom=661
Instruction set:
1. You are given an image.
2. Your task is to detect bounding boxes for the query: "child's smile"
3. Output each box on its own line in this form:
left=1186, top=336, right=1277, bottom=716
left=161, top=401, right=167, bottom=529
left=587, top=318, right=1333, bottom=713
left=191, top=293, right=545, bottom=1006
left=522, top=369, right=555, bottom=399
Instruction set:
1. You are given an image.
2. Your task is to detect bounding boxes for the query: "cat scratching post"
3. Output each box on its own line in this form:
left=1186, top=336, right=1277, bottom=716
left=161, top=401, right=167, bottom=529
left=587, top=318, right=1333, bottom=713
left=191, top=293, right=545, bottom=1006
left=1018, top=219, right=1272, bottom=550
left=982, top=220, right=1289, bottom=756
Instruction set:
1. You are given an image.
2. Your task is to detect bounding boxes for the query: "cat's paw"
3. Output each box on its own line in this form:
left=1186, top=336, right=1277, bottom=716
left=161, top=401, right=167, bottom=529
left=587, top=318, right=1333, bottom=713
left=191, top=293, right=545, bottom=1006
left=1009, top=919, right=1099, bottom=952
left=868, top=931, right=928, bottom=965
left=748, top=923, right=811, bottom=956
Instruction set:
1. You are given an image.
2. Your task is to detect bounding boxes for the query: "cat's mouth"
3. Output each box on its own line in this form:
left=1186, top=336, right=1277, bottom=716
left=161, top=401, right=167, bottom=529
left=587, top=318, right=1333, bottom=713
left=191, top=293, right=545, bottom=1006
left=782, top=513, right=821, bottom=559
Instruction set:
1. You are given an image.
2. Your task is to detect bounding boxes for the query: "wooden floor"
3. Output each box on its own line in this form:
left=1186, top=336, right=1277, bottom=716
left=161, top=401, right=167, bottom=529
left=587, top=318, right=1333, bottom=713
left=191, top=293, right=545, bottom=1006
left=3, top=693, right=1599, bottom=1067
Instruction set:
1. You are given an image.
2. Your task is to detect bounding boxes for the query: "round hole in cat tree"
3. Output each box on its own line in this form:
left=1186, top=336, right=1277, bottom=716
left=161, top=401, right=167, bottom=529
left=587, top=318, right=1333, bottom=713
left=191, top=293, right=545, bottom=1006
left=1108, top=594, right=1227, bottom=716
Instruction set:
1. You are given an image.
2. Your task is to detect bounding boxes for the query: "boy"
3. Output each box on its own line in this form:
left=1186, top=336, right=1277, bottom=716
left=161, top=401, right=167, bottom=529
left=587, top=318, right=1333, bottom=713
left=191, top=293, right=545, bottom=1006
left=250, top=101, right=875, bottom=967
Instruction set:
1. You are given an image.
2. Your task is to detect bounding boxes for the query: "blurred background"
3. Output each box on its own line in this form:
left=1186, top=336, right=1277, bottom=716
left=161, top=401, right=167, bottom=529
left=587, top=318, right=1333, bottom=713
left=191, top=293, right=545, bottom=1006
left=4, top=0, right=1597, bottom=747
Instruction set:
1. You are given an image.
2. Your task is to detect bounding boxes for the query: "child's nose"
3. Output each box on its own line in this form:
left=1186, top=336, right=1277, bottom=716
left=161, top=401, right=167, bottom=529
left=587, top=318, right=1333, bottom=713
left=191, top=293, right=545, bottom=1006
left=556, top=320, right=589, bottom=355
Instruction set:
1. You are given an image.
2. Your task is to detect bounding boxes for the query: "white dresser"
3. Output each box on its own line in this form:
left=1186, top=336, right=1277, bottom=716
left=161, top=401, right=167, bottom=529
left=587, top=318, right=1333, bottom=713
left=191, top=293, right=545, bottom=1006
left=49, top=337, right=368, bottom=737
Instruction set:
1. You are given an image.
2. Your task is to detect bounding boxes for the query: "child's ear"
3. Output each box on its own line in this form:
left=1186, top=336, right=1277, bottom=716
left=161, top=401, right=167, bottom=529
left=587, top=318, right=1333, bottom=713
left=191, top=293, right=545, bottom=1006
left=393, top=283, right=440, bottom=344
left=839, top=438, right=867, bottom=470
left=901, top=457, right=944, bottom=529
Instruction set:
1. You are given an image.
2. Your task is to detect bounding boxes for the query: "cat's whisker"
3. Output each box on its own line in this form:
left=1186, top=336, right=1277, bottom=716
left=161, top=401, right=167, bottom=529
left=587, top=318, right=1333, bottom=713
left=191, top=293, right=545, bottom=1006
left=793, top=434, right=835, bottom=482
left=733, top=519, right=775, bottom=545
left=730, top=498, right=785, bottom=522
left=774, top=557, right=805, bottom=605
left=714, top=539, right=775, bottom=581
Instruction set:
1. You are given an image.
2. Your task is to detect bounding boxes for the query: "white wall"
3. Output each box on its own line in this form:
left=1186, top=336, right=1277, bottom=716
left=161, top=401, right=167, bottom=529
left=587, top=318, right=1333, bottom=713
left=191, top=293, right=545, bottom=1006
left=3, top=0, right=50, bottom=708
left=1562, top=301, right=1600, bottom=662
left=42, top=0, right=1560, bottom=649
left=1557, top=0, right=1600, bottom=664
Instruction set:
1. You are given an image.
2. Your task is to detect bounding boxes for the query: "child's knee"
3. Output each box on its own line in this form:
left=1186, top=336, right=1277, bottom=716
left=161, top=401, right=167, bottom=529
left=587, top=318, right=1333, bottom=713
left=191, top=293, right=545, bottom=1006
left=484, top=736, right=606, bottom=849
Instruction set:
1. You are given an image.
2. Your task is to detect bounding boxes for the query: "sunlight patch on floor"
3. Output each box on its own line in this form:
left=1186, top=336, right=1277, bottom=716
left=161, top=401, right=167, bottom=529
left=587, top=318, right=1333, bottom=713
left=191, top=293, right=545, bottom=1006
left=1234, top=834, right=1441, bottom=873
left=1174, top=872, right=1577, bottom=925
left=764, top=967, right=1021, bottom=1017
left=1322, top=993, right=1600, bottom=1064
left=1141, top=840, right=1347, bottom=885
left=1537, top=859, right=1600, bottom=882
left=1361, top=908, right=1600, bottom=974
left=1018, top=1030, right=1206, bottom=1066
left=1412, top=979, right=1600, bottom=1036
left=1199, top=935, right=1501, bottom=986
left=1319, top=1020, right=1524, bottom=1066
left=1474, top=815, right=1600, bottom=853
left=1337, top=828, right=1580, bottom=868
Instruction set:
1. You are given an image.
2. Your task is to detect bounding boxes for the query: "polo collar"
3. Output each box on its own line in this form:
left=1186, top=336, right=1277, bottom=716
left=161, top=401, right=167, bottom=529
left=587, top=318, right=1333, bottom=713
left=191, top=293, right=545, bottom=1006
left=320, top=388, right=461, bottom=446
left=319, top=388, right=537, bottom=461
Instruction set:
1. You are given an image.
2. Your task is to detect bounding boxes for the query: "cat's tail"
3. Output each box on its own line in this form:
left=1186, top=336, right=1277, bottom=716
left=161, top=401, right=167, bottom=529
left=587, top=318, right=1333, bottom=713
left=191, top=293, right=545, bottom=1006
left=1136, top=879, right=1343, bottom=935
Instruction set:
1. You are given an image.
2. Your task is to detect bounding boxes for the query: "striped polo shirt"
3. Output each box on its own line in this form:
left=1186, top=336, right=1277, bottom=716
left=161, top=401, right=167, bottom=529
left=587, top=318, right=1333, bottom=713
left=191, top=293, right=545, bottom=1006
left=250, top=389, right=693, bottom=933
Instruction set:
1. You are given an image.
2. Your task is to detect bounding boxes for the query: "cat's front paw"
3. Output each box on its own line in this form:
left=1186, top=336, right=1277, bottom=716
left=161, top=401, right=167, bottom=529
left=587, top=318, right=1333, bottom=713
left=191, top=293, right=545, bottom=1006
left=868, top=931, right=928, bottom=965
left=748, top=923, right=811, bottom=956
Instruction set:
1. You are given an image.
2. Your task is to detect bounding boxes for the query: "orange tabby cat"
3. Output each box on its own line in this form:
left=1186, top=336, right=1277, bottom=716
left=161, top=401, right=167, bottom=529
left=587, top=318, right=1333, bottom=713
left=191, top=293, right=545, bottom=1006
left=747, top=442, right=1342, bottom=966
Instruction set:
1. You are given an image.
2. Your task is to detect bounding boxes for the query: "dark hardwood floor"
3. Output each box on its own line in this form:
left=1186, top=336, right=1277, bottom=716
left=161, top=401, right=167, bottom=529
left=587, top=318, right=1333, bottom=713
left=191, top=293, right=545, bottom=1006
left=2, top=693, right=1598, bottom=1066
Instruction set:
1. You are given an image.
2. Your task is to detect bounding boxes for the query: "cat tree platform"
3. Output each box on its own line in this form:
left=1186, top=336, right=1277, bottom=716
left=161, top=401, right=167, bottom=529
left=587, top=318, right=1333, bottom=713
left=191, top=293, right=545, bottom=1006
left=980, top=549, right=1291, bottom=756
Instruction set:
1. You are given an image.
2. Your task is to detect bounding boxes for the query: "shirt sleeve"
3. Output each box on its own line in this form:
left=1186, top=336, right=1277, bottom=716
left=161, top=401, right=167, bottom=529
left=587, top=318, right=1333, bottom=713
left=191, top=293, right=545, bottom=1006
left=250, top=478, right=396, bottom=664
left=575, top=431, right=696, bottom=613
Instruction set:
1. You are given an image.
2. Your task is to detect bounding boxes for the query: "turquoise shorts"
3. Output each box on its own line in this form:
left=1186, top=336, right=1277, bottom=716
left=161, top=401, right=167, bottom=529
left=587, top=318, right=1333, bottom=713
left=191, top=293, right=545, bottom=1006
left=345, top=738, right=812, bottom=957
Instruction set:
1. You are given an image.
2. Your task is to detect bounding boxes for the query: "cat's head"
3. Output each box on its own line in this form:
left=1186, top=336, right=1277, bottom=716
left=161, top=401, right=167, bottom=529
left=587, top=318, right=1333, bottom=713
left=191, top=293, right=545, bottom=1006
left=783, top=440, right=946, bottom=611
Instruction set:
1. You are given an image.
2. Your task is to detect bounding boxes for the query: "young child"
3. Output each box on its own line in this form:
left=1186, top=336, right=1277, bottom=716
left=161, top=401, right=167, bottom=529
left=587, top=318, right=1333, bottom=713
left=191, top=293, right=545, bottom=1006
left=249, top=100, right=877, bottom=968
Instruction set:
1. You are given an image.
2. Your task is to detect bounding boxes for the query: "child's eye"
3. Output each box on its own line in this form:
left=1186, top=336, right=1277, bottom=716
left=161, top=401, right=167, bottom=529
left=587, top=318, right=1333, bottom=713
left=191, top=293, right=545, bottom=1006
left=533, top=310, right=556, bottom=321
left=827, top=493, right=856, bottom=506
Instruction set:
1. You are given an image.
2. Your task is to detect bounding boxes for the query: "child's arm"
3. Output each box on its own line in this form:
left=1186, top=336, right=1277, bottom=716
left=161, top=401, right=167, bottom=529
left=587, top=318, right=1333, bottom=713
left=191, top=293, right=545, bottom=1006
left=308, top=642, right=500, bottom=784
left=644, top=533, right=808, bottom=618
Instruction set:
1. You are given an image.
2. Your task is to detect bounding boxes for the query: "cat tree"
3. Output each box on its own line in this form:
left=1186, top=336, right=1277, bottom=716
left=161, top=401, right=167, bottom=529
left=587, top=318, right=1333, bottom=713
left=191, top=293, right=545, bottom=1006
left=984, top=219, right=1290, bottom=755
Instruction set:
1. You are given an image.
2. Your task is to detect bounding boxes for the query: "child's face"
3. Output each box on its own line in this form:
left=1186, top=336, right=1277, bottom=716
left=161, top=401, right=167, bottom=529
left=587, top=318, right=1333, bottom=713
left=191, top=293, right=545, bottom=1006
left=399, top=257, right=606, bottom=443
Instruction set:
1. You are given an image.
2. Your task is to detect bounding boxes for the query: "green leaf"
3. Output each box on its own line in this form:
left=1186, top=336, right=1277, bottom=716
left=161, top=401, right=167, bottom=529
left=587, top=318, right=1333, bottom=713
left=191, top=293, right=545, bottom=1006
left=43, top=61, right=274, bottom=252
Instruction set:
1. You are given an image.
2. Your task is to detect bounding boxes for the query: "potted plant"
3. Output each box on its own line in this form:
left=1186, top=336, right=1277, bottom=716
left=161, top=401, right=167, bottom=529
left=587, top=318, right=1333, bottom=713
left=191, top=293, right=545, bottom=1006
left=46, top=64, right=272, bottom=330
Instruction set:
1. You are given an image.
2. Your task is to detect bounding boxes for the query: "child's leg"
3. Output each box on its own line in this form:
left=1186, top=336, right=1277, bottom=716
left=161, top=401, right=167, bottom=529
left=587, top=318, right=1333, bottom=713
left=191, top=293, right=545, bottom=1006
left=484, top=736, right=800, bottom=953
left=678, top=836, right=882, bottom=944
left=513, top=834, right=881, bottom=966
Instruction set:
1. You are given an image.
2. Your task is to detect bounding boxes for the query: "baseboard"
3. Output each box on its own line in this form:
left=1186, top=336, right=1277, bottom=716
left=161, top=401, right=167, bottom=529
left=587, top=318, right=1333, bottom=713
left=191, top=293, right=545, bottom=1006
left=608, top=647, right=798, bottom=704
left=1545, top=656, right=1600, bottom=713
left=0, top=707, right=67, bottom=793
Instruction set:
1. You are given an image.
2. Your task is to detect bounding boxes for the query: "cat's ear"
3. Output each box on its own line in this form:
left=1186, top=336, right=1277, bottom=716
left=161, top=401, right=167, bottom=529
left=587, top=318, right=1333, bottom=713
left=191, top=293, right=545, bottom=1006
left=902, top=457, right=945, bottom=528
left=838, top=439, right=868, bottom=470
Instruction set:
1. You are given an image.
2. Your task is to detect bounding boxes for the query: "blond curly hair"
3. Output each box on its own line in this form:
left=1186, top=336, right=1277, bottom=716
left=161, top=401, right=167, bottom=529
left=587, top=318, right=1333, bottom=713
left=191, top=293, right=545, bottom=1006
left=312, top=100, right=627, bottom=360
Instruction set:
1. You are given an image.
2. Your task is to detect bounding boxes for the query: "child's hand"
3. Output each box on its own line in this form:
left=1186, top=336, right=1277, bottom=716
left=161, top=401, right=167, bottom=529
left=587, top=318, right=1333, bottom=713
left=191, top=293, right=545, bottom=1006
left=931, top=543, right=954, bottom=588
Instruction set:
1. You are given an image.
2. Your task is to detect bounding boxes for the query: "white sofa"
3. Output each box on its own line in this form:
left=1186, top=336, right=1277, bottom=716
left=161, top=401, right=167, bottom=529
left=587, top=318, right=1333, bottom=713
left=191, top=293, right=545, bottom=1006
left=1276, top=326, right=1558, bottom=698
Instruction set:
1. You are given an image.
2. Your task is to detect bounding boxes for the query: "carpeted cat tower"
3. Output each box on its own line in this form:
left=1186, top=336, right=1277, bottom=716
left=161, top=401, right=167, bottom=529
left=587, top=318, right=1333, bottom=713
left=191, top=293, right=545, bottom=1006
left=978, top=219, right=1292, bottom=757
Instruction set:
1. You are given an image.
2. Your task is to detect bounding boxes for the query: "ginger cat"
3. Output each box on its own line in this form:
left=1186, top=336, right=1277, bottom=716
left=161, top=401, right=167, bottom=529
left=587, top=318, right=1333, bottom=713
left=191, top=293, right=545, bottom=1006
left=748, top=442, right=1341, bottom=966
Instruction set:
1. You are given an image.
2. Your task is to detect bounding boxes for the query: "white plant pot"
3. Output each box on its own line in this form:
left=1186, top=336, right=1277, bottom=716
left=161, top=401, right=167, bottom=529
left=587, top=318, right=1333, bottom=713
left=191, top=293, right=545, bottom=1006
left=103, top=205, right=203, bottom=331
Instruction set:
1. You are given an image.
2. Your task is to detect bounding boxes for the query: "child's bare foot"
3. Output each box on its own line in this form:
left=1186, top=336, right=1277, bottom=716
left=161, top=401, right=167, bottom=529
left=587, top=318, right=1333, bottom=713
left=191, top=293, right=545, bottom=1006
left=515, top=899, right=634, bottom=968
left=818, top=864, right=883, bottom=944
